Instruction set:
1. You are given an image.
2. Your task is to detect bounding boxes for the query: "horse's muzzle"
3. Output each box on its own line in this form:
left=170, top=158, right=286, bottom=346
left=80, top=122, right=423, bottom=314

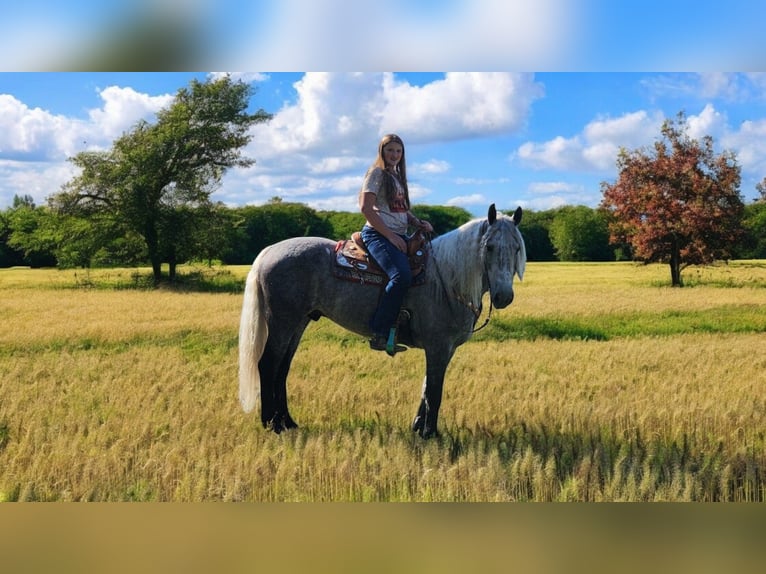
left=492, top=289, right=514, bottom=309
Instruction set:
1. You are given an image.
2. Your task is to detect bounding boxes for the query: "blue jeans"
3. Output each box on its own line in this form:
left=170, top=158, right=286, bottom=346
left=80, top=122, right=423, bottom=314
left=361, top=225, right=412, bottom=336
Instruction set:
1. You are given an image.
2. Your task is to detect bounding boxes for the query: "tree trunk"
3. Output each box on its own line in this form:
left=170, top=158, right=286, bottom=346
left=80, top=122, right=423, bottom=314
left=168, top=250, right=177, bottom=282
left=151, top=258, right=162, bottom=286
left=144, top=221, right=162, bottom=286
left=669, top=243, right=683, bottom=287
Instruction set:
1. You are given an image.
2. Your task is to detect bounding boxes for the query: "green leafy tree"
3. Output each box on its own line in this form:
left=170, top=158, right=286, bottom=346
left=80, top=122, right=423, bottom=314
left=6, top=202, right=58, bottom=268
left=549, top=205, right=613, bottom=261
left=226, top=203, right=333, bottom=264
left=52, top=75, right=271, bottom=284
left=517, top=209, right=555, bottom=262
left=411, top=205, right=472, bottom=236
left=737, top=202, right=766, bottom=259
left=601, top=112, right=744, bottom=286
left=1, top=196, right=38, bottom=266
left=321, top=210, right=367, bottom=240
left=0, top=210, right=24, bottom=267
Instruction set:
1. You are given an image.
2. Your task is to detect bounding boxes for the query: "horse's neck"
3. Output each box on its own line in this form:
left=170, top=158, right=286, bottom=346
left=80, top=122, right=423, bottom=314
left=431, top=221, right=485, bottom=303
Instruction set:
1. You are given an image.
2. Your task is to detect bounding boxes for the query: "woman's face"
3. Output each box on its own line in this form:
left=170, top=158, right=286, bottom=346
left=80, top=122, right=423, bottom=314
left=382, top=142, right=403, bottom=169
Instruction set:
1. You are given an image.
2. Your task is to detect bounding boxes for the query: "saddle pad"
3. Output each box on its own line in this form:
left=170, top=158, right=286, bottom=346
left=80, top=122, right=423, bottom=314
left=333, top=238, right=427, bottom=287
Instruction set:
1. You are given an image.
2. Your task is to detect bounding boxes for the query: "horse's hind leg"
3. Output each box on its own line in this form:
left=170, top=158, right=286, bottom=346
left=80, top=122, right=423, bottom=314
left=259, top=319, right=308, bottom=433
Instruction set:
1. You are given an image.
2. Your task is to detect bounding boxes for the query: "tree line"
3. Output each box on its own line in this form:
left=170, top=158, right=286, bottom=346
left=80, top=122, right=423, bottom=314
left=0, top=196, right=478, bottom=269
left=1, top=76, right=765, bottom=287
left=4, top=194, right=765, bottom=269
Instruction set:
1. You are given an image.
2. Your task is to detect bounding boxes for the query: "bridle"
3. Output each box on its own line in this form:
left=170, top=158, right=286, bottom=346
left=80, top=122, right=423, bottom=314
left=428, top=226, right=504, bottom=335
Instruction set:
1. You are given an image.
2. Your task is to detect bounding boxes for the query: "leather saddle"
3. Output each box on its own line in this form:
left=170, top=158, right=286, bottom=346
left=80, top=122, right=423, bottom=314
left=333, top=230, right=429, bottom=286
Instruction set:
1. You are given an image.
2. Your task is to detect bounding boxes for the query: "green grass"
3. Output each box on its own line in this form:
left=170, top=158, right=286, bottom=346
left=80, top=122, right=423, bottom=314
left=481, top=304, right=766, bottom=341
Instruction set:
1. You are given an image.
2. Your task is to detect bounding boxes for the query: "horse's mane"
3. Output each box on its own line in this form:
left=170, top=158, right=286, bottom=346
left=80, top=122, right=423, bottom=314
left=427, top=217, right=487, bottom=304
left=426, top=212, right=526, bottom=306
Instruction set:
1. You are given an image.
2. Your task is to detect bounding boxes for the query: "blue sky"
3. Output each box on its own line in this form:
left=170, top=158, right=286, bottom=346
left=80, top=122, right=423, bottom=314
left=2, top=72, right=766, bottom=216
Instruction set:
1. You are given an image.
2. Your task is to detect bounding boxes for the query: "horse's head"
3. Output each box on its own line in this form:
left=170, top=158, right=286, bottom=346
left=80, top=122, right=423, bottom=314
left=481, top=204, right=526, bottom=309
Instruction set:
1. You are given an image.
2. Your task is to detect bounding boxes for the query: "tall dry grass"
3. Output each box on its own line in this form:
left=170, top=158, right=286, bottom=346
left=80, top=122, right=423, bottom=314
left=1, top=262, right=765, bottom=501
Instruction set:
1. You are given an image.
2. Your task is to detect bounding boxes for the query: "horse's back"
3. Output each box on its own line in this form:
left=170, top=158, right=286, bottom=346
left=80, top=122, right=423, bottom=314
left=254, top=236, right=336, bottom=270
left=250, top=236, right=380, bottom=337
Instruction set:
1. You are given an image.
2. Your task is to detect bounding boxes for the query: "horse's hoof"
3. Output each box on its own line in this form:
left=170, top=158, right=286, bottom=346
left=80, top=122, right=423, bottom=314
left=283, top=417, right=298, bottom=430
left=264, top=414, right=298, bottom=434
left=412, top=416, right=437, bottom=439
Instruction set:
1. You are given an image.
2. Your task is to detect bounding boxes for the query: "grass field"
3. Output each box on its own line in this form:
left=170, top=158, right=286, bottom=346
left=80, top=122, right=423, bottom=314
left=1, top=261, right=765, bottom=501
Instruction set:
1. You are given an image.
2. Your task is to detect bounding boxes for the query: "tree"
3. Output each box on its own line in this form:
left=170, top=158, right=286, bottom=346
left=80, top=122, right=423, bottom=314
left=548, top=205, right=613, bottom=261
left=514, top=209, right=556, bottom=262
left=52, top=75, right=271, bottom=284
left=225, top=203, right=333, bottom=264
left=601, top=112, right=744, bottom=287
left=5, top=203, right=58, bottom=267
left=410, top=205, right=472, bottom=236
left=737, top=202, right=766, bottom=259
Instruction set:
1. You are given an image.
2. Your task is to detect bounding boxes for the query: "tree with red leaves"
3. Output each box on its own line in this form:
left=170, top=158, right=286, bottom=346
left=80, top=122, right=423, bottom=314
left=600, top=112, right=744, bottom=287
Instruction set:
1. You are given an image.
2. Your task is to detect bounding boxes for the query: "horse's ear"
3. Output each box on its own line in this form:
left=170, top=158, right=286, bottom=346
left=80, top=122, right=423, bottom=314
left=513, top=206, right=522, bottom=226
left=488, top=204, right=497, bottom=225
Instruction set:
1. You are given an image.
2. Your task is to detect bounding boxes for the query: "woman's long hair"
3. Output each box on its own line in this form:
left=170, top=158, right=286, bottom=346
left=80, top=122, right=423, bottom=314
left=366, top=133, right=410, bottom=209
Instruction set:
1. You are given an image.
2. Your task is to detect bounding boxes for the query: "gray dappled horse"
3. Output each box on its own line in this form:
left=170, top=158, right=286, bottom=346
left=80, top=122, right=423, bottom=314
left=239, top=204, right=526, bottom=438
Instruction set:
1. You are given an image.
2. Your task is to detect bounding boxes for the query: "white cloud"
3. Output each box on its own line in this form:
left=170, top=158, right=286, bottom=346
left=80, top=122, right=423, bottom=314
left=0, top=85, right=173, bottom=206
left=517, top=135, right=584, bottom=171
left=3, top=72, right=544, bottom=209
left=415, top=160, right=451, bottom=174
left=447, top=193, right=488, bottom=208
left=382, top=72, right=543, bottom=142
left=528, top=181, right=583, bottom=195
left=721, top=118, right=766, bottom=175
left=517, top=110, right=664, bottom=172
left=685, top=103, right=726, bottom=140
left=0, top=85, right=170, bottom=165
left=247, top=72, right=542, bottom=162
left=455, top=177, right=510, bottom=186
left=643, top=73, right=766, bottom=102
left=240, top=72, right=541, bottom=209
left=87, top=86, right=172, bottom=141
left=0, top=95, right=79, bottom=161
left=520, top=195, right=570, bottom=211
left=0, top=159, right=78, bottom=206
left=309, top=156, right=365, bottom=175
left=522, top=181, right=600, bottom=210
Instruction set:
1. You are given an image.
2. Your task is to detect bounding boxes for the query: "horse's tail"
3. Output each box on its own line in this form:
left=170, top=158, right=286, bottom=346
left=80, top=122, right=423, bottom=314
left=238, top=259, right=269, bottom=413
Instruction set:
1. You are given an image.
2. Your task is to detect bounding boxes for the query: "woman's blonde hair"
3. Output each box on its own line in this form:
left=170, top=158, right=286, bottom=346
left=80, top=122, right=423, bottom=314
left=366, top=133, right=410, bottom=208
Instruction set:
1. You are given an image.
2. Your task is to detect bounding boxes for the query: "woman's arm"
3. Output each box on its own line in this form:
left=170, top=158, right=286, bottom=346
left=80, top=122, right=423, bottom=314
left=407, top=211, right=434, bottom=233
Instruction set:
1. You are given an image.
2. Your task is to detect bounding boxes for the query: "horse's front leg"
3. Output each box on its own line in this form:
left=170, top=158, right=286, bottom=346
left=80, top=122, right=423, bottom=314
left=412, top=346, right=455, bottom=439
